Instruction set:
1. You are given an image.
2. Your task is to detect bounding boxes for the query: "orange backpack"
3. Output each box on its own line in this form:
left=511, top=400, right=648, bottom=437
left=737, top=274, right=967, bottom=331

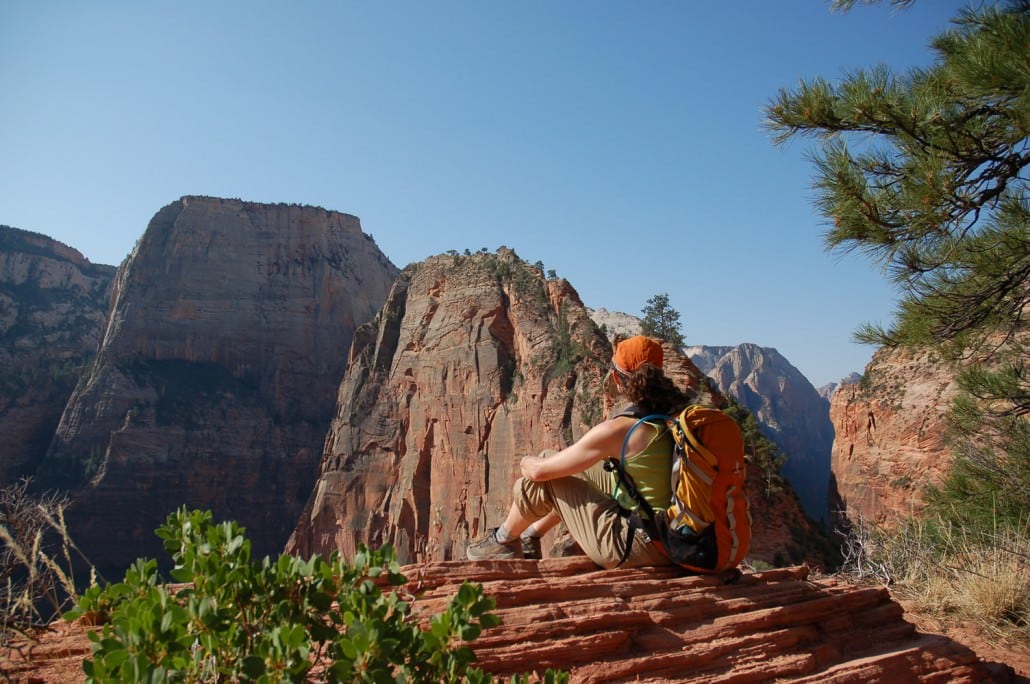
left=608, top=405, right=751, bottom=573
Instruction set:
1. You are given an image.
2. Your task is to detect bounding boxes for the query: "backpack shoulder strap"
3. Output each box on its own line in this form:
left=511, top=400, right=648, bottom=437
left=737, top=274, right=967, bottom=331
left=620, top=414, right=671, bottom=466
left=611, top=403, right=641, bottom=419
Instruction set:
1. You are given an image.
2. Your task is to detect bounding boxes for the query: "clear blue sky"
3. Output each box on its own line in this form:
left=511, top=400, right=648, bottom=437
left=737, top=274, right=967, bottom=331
left=1, top=1, right=969, bottom=387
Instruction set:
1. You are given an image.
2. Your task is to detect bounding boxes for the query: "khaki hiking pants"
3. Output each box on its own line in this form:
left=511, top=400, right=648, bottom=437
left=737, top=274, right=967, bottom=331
left=512, top=451, right=671, bottom=569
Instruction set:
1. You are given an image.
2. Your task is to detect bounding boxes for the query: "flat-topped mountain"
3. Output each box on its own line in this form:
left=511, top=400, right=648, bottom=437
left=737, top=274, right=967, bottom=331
left=35, top=196, right=399, bottom=574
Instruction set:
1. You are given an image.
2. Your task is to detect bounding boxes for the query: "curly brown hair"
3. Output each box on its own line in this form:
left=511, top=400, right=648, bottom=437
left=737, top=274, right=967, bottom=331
left=623, top=363, right=696, bottom=416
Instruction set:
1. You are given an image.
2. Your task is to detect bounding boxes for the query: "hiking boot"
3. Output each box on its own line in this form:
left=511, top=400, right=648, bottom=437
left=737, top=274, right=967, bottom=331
left=520, top=535, right=543, bottom=560
left=467, top=528, right=519, bottom=561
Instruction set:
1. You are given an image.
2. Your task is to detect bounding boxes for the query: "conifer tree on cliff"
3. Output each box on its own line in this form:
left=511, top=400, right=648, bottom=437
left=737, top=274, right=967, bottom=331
left=765, top=0, right=1028, bottom=531
left=641, top=293, right=685, bottom=348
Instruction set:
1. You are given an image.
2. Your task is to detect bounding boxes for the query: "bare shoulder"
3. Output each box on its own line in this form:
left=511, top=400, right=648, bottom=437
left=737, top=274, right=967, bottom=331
left=579, top=416, right=633, bottom=447
left=599, top=414, right=661, bottom=454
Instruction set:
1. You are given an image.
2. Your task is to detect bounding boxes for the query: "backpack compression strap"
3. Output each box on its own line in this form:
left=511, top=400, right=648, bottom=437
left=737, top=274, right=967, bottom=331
left=674, top=419, right=718, bottom=465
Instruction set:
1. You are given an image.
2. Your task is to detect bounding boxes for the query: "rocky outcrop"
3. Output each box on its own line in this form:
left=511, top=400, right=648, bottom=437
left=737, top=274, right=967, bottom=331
left=587, top=307, right=641, bottom=341
left=37, top=197, right=398, bottom=575
left=287, top=249, right=612, bottom=564
left=829, top=346, right=959, bottom=530
left=0, top=227, right=115, bottom=485
left=5, top=559, right=1018, bottom=682
left=819, top=372, right=861, bottom=402
left=422, top=559, right=1014, bottom=682
left=686, top=344, right=835, bottom=525
left=288, top=252, right=831, bottom=569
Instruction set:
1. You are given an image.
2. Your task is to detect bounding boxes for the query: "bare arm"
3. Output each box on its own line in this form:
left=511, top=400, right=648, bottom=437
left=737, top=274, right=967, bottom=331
left=520, top=417, right=649, bottom=481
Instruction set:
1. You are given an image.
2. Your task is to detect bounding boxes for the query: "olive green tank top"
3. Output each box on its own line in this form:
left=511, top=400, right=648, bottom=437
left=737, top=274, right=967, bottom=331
left=610, top=409, right=674, bottom=514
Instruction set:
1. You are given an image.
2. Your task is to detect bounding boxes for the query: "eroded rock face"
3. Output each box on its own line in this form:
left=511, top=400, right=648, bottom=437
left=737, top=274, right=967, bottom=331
left=38, top=197, right=398, bottom=575
left=287, top=250, right=612, bottom=563
left=0, top=227, right=115, bottom=485
left=587, top=307, right=642, bottom=341
left=829, top=346, right=959, bottom=530
left=288, top=251, right=830, bottom=569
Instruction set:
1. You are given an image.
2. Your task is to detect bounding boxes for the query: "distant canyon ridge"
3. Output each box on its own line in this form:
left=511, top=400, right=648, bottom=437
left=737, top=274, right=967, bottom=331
left=1, top=196, right=958, bottom=575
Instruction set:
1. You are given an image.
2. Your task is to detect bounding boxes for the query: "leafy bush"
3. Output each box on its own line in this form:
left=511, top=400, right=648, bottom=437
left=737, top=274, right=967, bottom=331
left=66, top=508, right=561, bottom=683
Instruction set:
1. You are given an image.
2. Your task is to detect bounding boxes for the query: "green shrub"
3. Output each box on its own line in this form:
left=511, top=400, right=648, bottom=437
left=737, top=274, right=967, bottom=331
left=66, top=508, right=562, bottom=683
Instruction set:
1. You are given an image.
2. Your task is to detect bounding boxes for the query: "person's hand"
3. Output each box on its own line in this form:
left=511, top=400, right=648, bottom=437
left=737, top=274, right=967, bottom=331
left=519, top=454, right=540, bottom=480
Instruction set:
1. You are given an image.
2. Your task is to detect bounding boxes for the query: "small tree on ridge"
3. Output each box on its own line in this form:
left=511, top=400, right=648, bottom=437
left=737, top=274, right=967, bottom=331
left=641, top=293, right=685, bottom=348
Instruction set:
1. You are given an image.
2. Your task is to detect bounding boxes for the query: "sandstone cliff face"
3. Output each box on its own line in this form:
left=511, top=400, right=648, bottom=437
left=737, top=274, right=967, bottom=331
left=288, top=252, right=830, bottom=568
left=0, top=227, right=115, bottom=485
left=287, top=249, right=612, bottom=563
left=829, top=346, right=959, bottom=530
left=38, top=197, right=398, bottom=575
left=686, top=343, right=835, bottom=525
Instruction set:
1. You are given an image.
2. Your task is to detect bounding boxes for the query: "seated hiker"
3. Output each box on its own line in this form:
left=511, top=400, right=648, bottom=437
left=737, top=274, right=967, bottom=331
left=467, top=335, right=696, bottom=568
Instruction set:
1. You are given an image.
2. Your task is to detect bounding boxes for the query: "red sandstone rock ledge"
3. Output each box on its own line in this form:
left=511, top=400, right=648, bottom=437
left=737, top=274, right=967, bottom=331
left=413, top=557, right=1015, bottom=683
left=2, top=557, right=1017, bottom=683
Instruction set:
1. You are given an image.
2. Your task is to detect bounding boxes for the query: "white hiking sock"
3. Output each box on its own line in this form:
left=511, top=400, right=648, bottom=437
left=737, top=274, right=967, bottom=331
left=520, top=521, right=544, bottom=539
left=494, top=524, right=517, bottom=543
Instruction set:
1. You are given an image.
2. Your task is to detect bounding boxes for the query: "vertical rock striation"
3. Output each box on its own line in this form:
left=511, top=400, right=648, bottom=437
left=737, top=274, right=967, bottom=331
left=289, top=251, right=831, bottom=568
left=287, top=249, right=612, bottom=563
left=828, top=346, right=959, bottom=530
left=38, top=196, right=398, bottom=575
left=0, top=227, right=115, bottom=485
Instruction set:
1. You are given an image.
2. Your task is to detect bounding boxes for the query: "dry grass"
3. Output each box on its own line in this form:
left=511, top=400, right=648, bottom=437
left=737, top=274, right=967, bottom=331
left=839, top=512, right=1029, bottom=645
left=1, top=479, right=92, bottom=646
left=895, top=523, right=1029, bottom=642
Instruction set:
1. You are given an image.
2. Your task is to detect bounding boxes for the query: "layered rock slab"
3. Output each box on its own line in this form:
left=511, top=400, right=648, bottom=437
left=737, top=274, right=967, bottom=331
left=37, top=196, right=398, bottom=574
left=412, top=558, right=1015, bottom=683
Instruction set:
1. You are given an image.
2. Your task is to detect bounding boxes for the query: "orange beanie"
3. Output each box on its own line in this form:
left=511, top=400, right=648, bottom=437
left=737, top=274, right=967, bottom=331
left=613, top=335, right=663, bottom=374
